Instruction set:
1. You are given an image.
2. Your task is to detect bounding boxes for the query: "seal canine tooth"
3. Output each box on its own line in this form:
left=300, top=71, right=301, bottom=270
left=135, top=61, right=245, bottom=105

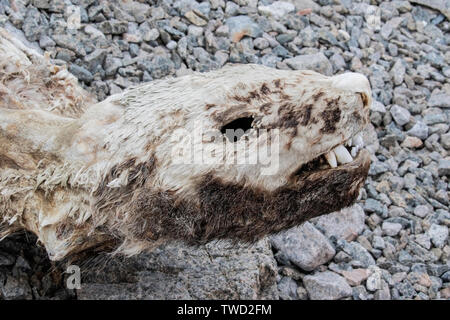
left=334, top=145, right=353, bottom=164
left=353, top=134, right=364, bottom=148
left=351, top=146, right=359, bottom=158
left=324, top=151, right=337, bottom=168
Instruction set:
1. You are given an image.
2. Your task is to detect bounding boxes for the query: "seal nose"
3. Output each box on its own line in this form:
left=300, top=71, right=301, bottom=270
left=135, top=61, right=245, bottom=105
left=330, top=72, right=372, bottom=108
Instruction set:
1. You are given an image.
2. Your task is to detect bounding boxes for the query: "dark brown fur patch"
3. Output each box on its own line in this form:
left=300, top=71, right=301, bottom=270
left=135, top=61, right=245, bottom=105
left=205, top=104, right=216, bottom=110
left=0, top=154, right=20, bottom=169
left=312, top=91, right=325, bottom=102
left=360, top=93, right=369, bottom=107
left=55, top=218, right=76, bottom=240
left=273, top=102, right=315, bottom=138
left=230, top=82, right=274, bottom=105
left=128, top=152, right=371, bottom=244
left=352, top=110, right=361, bottom=122
left=273, top=79, right=281, bottom=88
left=320, top=98, right=341, bottom=134
left=248, top=90, right=261, bottom=100
left=232, top=95, right=252, bottom=104
left=277, top=103, right=299, bottom=136
left=280, top=111, right=298, bottom=136
left=94, top=157, right=156, bottom=211
left=299, top=104, right=314, bottom=126
left=260, top=83, right=271, bottom=95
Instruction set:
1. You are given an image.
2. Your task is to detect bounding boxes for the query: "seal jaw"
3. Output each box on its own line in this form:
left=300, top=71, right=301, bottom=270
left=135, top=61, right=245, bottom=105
left=293, top=149, right=371, bottom=189
left=142, top=150, right=371, bottom=245
left=191, top=150, right=370, bottom=244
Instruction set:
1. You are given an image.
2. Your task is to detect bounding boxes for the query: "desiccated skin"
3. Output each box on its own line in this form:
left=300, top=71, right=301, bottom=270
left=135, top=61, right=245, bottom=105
left=0, top=28, right=372, bottom=261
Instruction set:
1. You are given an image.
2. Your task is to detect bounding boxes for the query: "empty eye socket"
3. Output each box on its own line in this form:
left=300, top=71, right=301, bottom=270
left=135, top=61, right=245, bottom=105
left=220, top=117, right=254, bottom=142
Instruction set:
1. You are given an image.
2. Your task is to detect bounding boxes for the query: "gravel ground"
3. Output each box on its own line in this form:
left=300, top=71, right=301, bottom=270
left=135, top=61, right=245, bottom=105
left=0, top=0, right=449, bottom=300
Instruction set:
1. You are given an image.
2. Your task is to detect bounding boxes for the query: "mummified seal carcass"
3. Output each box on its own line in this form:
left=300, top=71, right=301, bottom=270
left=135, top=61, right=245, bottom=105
left=0, top=28, right=372, bottom=260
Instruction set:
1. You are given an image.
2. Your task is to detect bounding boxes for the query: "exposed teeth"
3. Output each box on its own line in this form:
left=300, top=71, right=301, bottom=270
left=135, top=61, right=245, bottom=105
left=324, top=133, right=364, bottom=168
left=333, top=145, right=353, bottom=164
left=353, top=134, right=364, bottom=149
left=324, top=150, right=337, bottom=168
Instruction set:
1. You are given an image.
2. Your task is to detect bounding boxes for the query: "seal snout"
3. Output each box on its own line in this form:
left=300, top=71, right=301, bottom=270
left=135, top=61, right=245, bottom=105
left=330, top=72, right=372, bottom=108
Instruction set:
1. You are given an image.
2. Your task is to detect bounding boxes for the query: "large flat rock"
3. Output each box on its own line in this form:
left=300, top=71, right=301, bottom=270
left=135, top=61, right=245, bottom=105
left=409, top=0, right=450, bottom=20
left=77, top=239, right=278, bottom=300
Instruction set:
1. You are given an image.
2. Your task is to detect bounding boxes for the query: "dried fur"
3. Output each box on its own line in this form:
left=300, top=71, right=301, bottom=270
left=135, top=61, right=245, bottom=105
left=0, top=28, right=95, bottom=118
left=0, top=28, right=372, bottom=260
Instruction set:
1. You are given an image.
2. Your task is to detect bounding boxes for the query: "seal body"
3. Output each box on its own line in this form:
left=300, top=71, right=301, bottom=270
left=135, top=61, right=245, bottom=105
left=0, top=28, right=372, bottom=260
